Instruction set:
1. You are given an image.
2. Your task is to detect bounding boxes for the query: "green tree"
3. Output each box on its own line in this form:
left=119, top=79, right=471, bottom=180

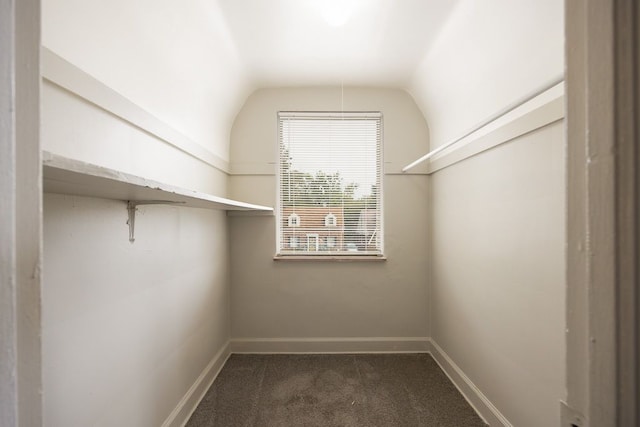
left=280, top=143, right=376, bottom=211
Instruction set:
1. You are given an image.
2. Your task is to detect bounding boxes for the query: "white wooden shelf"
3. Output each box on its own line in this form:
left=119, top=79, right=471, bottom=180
left=43, top=151, right=272, bottom=212
left=43, top=151, right=273, bottom=242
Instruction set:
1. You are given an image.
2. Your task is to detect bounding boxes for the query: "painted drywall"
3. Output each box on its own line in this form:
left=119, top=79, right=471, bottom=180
left=410, top=0, right=564, bottom=148
left=40, top=51, right=232, bottom=427
left=41, top=2, right=238, bottom=425
left=41, top=0, right=238, bottom=195
left=0, top=2, right=18, bottom=420
left=430, top=121, right=565, bottom=426
left=228, top=87, right=430, bottom=340
left=216, top=0, right=457, bottom=87
left=1, top=0, right=43, bottom=425
left=409, top=4, right=567, bottom=422
left=43, top=194, right=230, bottom=426
left=42, top=0, right=249, bottom=161
left=41, top=80, right=228, bottom=196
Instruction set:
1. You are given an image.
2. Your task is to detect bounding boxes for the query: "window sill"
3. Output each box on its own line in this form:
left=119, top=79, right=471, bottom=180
left=273, top=255, right=387, bottom=262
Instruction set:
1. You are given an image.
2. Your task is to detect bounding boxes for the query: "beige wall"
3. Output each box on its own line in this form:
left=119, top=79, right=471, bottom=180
left=228, top=87, right=431, bottom=340
left=41, top=80, right=228, bottom=196
left=43, top=195, right=230, bottom=426
left=0, top=0, right=42, bottom=424
left=41, top=2, right=236, bottom=425
left=430, top=121, right=566, bottom=426
left=39, top=2, right=568, bottom=425
left=408, top=3, right=566, bottom=422
left=39, top=52, right=233, bottom=427
left=40, top=71, right=233, bottom=427
left=410, top=0, right=564, bottom=147
left=42, top=0, right=250, bottom=160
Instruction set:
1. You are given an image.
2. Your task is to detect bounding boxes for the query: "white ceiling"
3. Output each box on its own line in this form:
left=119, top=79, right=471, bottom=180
left=216, top=0, right=459, bottom=88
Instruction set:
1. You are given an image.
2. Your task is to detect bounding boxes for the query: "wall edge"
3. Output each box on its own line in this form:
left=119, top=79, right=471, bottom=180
left=161, top=342, right=232, bottom=427
left=229, top=337, right=430, bottom=354
left=428, top=338, right=513, bottom=427
left=40, top=46, right=230, bottom=174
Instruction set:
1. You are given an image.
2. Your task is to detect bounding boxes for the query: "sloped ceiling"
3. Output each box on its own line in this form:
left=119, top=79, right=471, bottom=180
left=410, top=0, right=564, bottom=146
left=216, top=0, right=458, bottom=87
left=42, top=0, right=564, bottom=160
left=218, top=0, right=564, bottom=147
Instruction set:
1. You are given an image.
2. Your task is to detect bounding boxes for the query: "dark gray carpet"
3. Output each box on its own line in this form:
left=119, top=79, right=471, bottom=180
left=186, top=353, right=486, bottom=427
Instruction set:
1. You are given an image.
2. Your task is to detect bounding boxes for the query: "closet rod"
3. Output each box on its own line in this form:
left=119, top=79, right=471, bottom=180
left=402, top=75, right=565, bottom=173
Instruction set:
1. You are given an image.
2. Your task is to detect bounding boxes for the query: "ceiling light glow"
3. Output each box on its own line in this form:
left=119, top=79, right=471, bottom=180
left=318, top=0, right=358, bottom=27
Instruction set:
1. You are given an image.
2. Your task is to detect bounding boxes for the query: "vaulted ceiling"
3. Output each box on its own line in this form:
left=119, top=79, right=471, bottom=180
left=214, top=0, right=564, bottom=145
left=42, top=0, right=564, bottom=158
left=216, top=0, right=458, bottom=87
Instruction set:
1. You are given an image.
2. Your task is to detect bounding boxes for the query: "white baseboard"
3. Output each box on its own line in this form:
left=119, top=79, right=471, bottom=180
left=161, top=342, right=232, bottom=427
left=230, top=337, right=430, bottom=354
left=427, top=338, right=512, bottom=427
left=165, top=337, right=508, bottom=427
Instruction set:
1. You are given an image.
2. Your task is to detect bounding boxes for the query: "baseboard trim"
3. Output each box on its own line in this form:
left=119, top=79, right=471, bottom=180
left=161, top=342, right=232, bottom=427
left=166, top=338, right=508, bottom=427
left=230, top=337, right=430, bottom=354
left=427, top=339, right=512, bottom=427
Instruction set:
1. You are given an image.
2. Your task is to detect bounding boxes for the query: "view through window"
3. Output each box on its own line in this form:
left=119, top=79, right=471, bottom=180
left=277, top=112, right=383, bottom=256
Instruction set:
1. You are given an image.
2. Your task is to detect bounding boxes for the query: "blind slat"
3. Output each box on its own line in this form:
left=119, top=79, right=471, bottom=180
left=277, top=112, right=383, bottom=256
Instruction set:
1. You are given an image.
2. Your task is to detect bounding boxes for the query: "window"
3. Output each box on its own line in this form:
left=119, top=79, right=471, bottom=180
left=307, top=234, right=319, bottom=252
left=277, top=111, right=383, bottom=257
left=324, top=213, right=337, bottom=227
left=288, top=213, right=300, bottom=227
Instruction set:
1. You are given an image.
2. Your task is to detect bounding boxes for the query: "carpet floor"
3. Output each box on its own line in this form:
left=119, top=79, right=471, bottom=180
left=186, top=353, right=487, bottom=427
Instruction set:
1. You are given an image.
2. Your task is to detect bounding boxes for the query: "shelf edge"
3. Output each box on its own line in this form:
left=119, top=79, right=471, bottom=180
left=42, top=151, right=274, bottom=212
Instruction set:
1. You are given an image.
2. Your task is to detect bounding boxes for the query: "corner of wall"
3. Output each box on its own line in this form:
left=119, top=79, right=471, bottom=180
left=427, top=339, right=512, bottom=427
left=162, top=342, right=232, bottom=427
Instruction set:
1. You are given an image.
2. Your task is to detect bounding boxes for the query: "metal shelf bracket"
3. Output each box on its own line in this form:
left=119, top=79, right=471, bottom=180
left=126, top=200, right=185, bottom=243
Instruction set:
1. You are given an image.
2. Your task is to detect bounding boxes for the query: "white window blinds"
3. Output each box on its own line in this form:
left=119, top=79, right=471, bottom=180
left=277, top=112, right=383, bottom=256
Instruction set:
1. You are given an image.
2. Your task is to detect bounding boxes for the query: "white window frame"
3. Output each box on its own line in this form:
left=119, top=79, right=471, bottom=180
left=275, top=111, right=384, bottom=259
left=325, top=213, right=337, bottom=227
left=306, top=233, right=319, bottom=252
left=288, top=213, right=300, bottom=227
